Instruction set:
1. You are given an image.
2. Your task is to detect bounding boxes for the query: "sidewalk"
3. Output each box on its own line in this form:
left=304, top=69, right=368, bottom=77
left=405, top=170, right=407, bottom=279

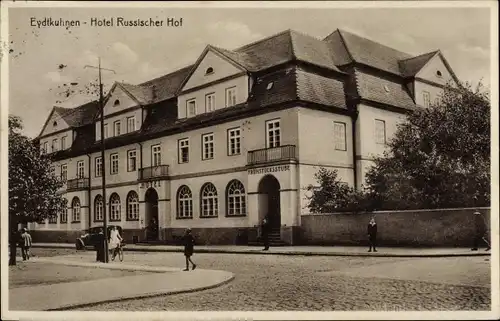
left=32, top=243, right=491, bottom=257
left=9, top=257, right=234, bottom=311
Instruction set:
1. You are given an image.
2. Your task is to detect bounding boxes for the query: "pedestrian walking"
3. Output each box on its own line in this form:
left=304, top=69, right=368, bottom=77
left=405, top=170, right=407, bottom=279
left=471, top=210, right=490, bottom=251
left=183, top=228, right=197, bottom=271
left=19, top=228, right=33, bottom=260
left=367, top=217, right=378, bottom=252
left=261, top=215, right=270, bottom=251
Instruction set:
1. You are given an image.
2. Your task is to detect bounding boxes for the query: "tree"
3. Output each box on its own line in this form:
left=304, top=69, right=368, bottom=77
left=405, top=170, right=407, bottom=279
left=304, top=167, right=367, bottom=213
left=364, top=82, right=490, bottom=210
left=8, top=115, right=66, bottom=265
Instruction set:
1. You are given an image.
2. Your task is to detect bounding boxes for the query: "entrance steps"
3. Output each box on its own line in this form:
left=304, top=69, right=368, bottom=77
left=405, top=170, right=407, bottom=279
left=247, top=229, right=288, bottom=247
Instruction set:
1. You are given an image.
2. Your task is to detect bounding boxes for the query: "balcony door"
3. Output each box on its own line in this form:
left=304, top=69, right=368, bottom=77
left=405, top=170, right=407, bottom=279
left=145, top=188, right=159, bottom=241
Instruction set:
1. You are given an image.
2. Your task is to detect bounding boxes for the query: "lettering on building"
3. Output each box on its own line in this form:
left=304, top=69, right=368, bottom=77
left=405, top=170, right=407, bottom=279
left=248, top=165, right=290, bottom=175
left=139, top=180, right=162, bottom=189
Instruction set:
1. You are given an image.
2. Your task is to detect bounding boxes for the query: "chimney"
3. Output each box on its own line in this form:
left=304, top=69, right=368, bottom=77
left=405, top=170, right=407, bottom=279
left=152, top=85, right=157, bottom=101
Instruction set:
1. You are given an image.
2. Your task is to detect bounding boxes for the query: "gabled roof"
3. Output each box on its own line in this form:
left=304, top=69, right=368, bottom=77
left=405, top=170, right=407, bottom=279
left=324, top=29, right=413, bottom=75
left=399, top=50, right=439, bottom=77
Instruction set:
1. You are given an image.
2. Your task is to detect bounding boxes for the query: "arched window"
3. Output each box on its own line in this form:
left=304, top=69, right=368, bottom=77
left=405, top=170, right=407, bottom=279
left=71, top=197, right=81, bottom=222
left=127, top=191, right=139, bottom=220
left=60, top=199, right=68, bottom=223
left=226, top=180, right=246, bottom=216
left=94, top=195, right=103, bottom=221
left=205, top=67, right=214, bottom=75
left=177, top=185, right=193, bottom=219
left=109, top=193, right=121, bottom=221
left=53, top=121, right=58, bottom=127
left=200, top=183, right=218, bottom=218
left=114, top=99, right=120, bottom=106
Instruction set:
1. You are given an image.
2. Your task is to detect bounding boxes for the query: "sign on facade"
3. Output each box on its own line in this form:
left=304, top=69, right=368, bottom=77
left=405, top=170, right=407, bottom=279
left=139, top=180, right=162, bottom=189
left=248, top=165, right=290, bottom=175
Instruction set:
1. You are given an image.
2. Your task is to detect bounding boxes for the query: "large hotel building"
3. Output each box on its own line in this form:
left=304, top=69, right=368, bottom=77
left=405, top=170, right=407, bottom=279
left=32, top=28, right=459, bottom=245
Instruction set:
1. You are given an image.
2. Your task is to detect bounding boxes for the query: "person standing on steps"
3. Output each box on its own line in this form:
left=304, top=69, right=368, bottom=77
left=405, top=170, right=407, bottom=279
left=183, top=228, right=197, bottom=271
left=367, top=217, right=378, bottom=252
left=471, top=210, right=490, bottom=251
left=262, top=215, right=270, bottom=251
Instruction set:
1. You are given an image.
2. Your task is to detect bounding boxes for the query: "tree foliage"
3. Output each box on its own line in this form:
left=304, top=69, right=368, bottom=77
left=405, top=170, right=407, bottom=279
left=9, top=115, right=66, bottom=226
left=365, top=82, right=490, bottom=209
left=304, top=167, right=367, bottom=213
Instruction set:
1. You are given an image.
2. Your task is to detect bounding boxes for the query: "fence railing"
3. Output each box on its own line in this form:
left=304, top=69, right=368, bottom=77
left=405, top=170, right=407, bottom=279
left=247, top=145, right=297, bottom=165
left=138, top=165, right=169, bottom=181
left=66, top=178, right=89, bottom=191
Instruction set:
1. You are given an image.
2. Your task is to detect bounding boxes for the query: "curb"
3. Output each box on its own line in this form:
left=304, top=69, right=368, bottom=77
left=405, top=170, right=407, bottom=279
left=49, top=274, right=235, bottom=311
left=31, top=244, right=491, bottom=258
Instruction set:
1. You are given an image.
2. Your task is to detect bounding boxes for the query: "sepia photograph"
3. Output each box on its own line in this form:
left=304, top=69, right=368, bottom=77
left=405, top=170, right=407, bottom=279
left=1, top=1, right=498, bottom=320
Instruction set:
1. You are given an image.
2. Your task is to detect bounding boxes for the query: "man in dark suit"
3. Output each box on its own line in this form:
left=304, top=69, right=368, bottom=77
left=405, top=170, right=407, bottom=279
left=95, top=228, right=106, bottom=262
left=472, top=210, right=490, bottom=251
left=367, top=217, right=378, bottom=252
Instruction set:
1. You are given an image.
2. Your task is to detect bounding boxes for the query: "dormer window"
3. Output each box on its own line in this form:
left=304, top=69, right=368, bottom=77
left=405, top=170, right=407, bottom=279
left=205, top=67, right=214, bottom=75
left=114, top=99, right=120, bottom=106
left=436, top=70, right=442, bottom=77
left=53, top=121, right=58, bottom=127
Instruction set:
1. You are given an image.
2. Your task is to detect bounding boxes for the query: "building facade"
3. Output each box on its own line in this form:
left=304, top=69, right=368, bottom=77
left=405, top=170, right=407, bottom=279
left=31, top=29, right=459, bottom=245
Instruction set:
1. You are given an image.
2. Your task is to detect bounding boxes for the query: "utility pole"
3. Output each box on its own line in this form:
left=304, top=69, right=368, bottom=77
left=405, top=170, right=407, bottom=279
left=85, top=59, right=115, bottom=263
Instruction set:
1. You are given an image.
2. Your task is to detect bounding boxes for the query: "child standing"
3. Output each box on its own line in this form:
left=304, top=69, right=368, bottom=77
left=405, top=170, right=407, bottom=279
left=183, top=228, right=197, bottom=271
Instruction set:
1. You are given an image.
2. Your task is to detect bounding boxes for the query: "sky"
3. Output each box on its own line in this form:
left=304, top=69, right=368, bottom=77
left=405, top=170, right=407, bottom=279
left=5, top=4, right=493, bottom=138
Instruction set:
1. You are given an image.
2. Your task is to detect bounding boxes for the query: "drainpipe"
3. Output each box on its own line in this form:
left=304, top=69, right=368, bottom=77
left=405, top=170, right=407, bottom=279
left=86, top=154, right=92, bottom=230
left=351, top=109, right=359, bottom=191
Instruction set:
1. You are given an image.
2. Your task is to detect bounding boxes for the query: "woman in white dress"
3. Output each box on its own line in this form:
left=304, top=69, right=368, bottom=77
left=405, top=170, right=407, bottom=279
left=108, top=226, right=123, bottom=261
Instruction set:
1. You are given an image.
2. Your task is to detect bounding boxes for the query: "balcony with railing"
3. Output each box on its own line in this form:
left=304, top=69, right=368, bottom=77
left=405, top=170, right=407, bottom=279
left=247, top=145, right=297, bottom=166
left=66, top=177, right=89, bottom=192
left=138, top=165, right=170, bottom=181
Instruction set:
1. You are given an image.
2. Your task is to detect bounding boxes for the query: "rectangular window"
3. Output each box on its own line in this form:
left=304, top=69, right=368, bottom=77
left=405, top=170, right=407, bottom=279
left=114, top=121, right=121, bottom=136
left=52, top=139, right=58, bottom=152
left=178, top=139, right=189, bottom=163
left=104, top=124, right=109, bottom=138
left=225, top=87, right=237, bottom=107
left=43, top=142, right=48, bottom=154
left=266, top=119, right=281, bottom=148
left=127, top=116, right=135, bottom=133
left=333, top=122, right=347, bottom=151
left=48, top=213, right=57, bottom=224
left=127, top=150, right=137, bottom=172
left=95, top=157, right=102, bottom=177
left=60, top=164, right=67, bottom=182
left=375, top=119, right=386, bottom=145
left=202, top=133, right=214, bottom=160
left=205, top=93, right=216, bottom=112
left=423, top=91, right=431, bottom=108
left=186, top=99, right=196, bottom=117
left=110, top=153, right=119, bottom=174
left=61, top=136, right=67, bottom=150
left=227, top=128, right=241, bottom=156
left=151, top=145, right=161, bottom=166
left=77, top=160, right=85, bottom=178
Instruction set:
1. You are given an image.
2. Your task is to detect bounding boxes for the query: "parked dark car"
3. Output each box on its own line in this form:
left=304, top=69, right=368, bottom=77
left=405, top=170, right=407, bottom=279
left=75, top=225, right=123, bottom=250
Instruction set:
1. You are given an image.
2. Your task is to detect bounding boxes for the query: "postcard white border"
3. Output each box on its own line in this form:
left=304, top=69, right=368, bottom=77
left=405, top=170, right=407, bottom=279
left=1, top=1, right=498, bottom=320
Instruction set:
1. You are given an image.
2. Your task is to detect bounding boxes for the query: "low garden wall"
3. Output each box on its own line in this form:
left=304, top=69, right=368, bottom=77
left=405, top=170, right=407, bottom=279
left=300, top=207, right=491, bottom=247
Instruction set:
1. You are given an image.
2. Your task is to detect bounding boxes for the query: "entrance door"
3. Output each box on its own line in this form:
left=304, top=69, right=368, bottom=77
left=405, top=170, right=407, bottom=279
left=145, top=188, right=159, bottom=241
left=258, top=175, right=281, bottom=230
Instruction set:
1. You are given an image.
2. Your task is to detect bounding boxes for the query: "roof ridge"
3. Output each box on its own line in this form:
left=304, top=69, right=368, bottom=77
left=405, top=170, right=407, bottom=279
left=338, top=28, right=412, bottom=57
left=139, top=64, right=194, bottom=87
left=234, top=29, right=292, bottom=52
left=400, top=50, right=440, bottom=63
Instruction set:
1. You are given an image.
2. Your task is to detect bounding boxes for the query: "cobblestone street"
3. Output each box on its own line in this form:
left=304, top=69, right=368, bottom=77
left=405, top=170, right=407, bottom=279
left=62, top=251, right=490, bottom=311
